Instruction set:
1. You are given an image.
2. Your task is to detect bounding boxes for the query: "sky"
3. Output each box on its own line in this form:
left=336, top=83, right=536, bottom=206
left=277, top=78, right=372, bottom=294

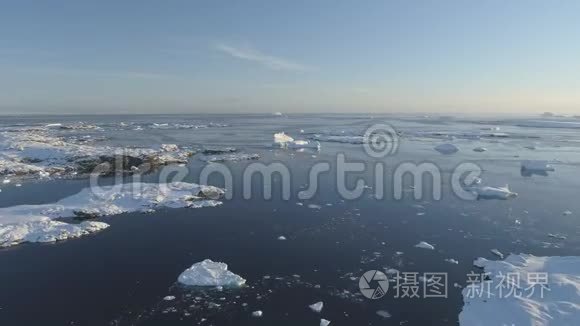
left=1, top=0, right=579, bottom=115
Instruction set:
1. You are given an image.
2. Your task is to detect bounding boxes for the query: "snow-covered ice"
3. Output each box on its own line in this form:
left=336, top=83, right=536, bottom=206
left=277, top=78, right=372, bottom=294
left=376, top=310, right=391, bottom=318
left=309, top=301, right=324, bottom=313
left=415, top=241, right=435, bottom=250
left=274, top=132, right=320, bottom=150
left=521, top=160, right=555, bottom=172
left=177, top=259, right=246, bottom=287
left=459, top=254, right=580, bottom=326
left=251, top=310, right=263, bottom=317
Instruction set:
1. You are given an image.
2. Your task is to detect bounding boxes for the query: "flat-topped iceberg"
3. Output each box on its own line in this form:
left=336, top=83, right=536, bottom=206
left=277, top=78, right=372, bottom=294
left=0, top=217, right=109, bottom=248
left=459, top=254, right=580, bottom=326
left=177, top=259, right=246, bottom=287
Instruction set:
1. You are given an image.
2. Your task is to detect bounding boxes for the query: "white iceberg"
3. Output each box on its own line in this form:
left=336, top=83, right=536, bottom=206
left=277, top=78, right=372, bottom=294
left=415, top=241, right=435, bottom=250
left=471, top=184, right=517, bottom=200
left=309, top=301, right=324, bottom=313
left=490, top=249, right=504, bottom=259
left=434, top=143, right=459, bottom=154
left=252, top=310, right=263, bottom=317
left=0, top=217, right=109, bottom=248
left=274, top=132, right=320, bottom=150
left=473, top=147, right=487, bottom=152
left=459, top=254, right=580, bottom=326
left=376, top=310, right=391, bottom=318
left=0, top=182, right=224, bottom=224
left=177, top=259, right=246, bottom=287
left=320, top=319, right=331, bottom=326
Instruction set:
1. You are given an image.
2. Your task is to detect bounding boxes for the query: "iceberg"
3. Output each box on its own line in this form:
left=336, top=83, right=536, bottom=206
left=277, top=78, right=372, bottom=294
left=199, top=153, right=260, bottom=162
left=309, top=301, right=324, bottom=313
left=459, top=254, right=580, bottom=326
left=0, top=217, right=109, bottom=248
left=473, top=147, right=487, bottom=152
left=521, top=160, right=555, bottom=172
left=177, top=259, right=246, bottom=287
left=320, top=319, right=331, bottom=326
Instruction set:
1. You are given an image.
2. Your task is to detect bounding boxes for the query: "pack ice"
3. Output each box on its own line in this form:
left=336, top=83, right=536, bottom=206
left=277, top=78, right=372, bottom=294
left=459, top=254, right=580, bottom=326
left=177, top=259, right=246, bottom=287
left=0, top=182, right=224, bottom=248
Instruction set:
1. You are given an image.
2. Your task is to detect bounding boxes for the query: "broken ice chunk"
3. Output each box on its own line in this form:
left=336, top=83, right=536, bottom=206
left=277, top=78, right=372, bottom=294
left=445, top=258, right=459, bottom=264
left=309, top=301, right=324, bottom=313
left=320, top=319, right=331, bottom=326
left=0, top=218, right=109, bottom=248
left=277, top=236, right=287, bottom=241
left=376, top=310, right=391, bottom=318
left=415, top=241, right=435, bottom=250
left=521, top=160, right=555, bottom=172
left=473, top=147, right=487, bottom=152
left=472, top=185, right=517, bottom=200
left=177, top=259, right=246, bottom=287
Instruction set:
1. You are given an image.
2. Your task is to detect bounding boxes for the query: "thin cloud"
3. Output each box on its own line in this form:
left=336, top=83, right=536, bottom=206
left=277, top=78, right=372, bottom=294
left=214, top=43, right=311, bottom=72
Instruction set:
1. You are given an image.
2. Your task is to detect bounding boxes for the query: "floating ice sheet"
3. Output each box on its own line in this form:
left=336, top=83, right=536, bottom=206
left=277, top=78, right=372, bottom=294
left=460, top=254, right=580, bottom=326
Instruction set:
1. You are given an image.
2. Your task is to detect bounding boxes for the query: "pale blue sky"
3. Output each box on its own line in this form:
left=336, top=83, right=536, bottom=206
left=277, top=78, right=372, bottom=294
left=1, top=0, right=579, bottom=114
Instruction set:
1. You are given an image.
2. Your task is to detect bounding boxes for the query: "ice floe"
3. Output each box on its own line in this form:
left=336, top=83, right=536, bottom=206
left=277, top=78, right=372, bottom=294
left=251, top=310, right=263, bottom=317
left=177, top=259, right=246, bottom=287
left=415, top=241, right=435, bottom=250
left=473, top=147, right=487, bottom=152
left=460, top=254, right=580, bottom=326
left=445, top=258, right=459, bottom=264
left=0, top=217, right=109, bottom=248
left=320, top=319, right=331, bottom=326
left=274, top=132, right=320, bottom=150
left=434, top=143, right=459, bottom=154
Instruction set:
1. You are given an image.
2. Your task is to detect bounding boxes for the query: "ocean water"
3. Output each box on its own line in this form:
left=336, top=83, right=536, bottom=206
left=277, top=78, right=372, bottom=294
left=0, top=114, right=579, bottom=326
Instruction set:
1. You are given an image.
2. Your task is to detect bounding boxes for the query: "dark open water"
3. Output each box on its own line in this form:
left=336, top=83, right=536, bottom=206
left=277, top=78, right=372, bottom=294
left=0, top=114, right=579, bottom=325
